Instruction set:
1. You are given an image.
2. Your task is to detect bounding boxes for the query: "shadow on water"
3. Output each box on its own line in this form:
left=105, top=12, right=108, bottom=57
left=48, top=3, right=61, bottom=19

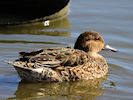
left=7, top=77, right=107, bottom=100
left=0, top=17, right=71, bottom=36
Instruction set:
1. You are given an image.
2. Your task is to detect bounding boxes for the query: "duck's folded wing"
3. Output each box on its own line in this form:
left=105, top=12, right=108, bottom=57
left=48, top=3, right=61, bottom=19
left=55, top=50, right=89, bottom=67
left=19, top=48, right=89, bottom=68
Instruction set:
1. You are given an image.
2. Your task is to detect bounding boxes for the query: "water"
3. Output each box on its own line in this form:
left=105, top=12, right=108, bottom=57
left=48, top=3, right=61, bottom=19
left=0, top=0, right=133, bottom=99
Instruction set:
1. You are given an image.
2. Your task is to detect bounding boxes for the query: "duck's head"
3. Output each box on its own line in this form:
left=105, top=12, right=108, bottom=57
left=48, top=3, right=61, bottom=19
left=74, top=31, right=117, bottom=53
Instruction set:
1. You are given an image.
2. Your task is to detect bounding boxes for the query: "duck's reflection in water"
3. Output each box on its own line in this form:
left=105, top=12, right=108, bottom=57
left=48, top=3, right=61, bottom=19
left=8, top=77, right=107, bottom=100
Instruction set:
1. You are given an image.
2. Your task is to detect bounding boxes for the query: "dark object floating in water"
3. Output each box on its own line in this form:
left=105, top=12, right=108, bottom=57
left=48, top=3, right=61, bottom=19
left=0, top=0, right=70, bottom=25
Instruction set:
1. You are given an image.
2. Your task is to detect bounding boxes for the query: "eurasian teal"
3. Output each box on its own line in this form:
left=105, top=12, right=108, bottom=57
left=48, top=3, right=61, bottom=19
left=8, top=31, right=117, bottom=82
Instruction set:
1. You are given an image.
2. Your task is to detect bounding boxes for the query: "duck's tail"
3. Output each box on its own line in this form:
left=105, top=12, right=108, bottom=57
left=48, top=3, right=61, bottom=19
left=7, top=61, right=34, bottom=69
left=7, top=61, right=36, bottom=81
left=7, top=61, right=62, bottom=82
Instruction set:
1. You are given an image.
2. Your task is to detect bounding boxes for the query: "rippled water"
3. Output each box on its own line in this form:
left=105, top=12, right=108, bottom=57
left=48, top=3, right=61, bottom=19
left=0, top=0, right=133, bottom=100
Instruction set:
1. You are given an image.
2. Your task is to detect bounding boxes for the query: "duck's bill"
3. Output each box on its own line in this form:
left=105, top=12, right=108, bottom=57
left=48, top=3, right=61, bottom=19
left=104, top=45, right=118, bottom=52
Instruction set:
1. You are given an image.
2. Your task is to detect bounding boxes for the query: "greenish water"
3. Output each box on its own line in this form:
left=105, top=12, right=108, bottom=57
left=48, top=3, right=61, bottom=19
left=0, top=0, right=133, bottom=100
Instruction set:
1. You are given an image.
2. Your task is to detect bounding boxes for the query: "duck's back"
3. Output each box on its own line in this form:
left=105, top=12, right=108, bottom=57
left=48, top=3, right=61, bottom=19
left=19, top=47, right=89, bottom=68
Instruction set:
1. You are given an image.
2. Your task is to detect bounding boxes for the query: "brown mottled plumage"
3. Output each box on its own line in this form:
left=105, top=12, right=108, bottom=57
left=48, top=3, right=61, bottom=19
left=8, top=31, right=111, bottom=82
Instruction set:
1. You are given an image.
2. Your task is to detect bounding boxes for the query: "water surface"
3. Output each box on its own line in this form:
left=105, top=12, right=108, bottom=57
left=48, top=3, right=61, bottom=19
left=0, top=0, right=133, bottom=100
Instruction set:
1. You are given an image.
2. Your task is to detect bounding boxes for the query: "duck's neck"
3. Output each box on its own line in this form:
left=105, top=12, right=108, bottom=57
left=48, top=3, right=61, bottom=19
left=87, top=52, right=103, bottom=59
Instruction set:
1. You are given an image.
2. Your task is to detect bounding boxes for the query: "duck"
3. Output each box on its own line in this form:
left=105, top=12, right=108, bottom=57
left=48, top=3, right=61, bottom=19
left=8, top=31, right=117, bottom=82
